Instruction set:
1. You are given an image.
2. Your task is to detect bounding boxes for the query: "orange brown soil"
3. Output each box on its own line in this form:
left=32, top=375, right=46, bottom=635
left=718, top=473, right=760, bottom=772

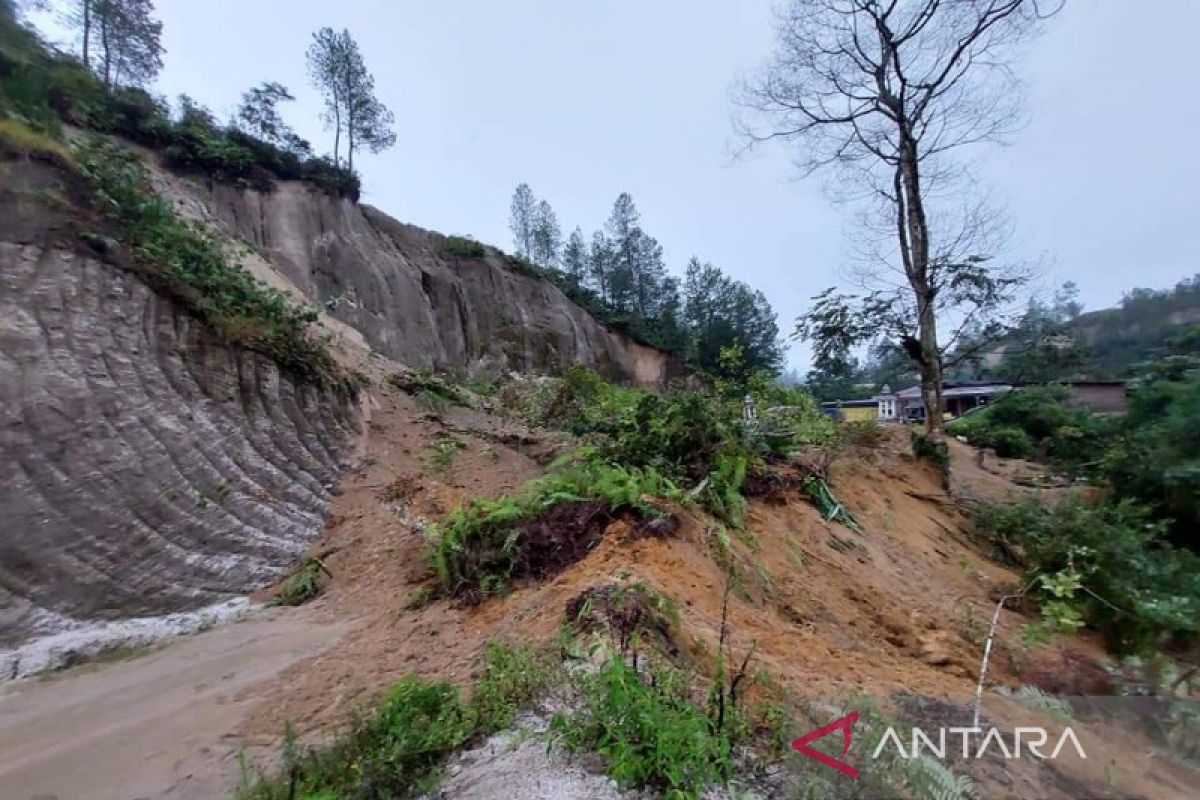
left=240, top=402, right=1195, bottom=798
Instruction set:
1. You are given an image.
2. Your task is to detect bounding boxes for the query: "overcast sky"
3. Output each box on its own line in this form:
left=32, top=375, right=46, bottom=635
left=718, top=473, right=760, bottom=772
left=37, top=1, right=1199, bottom=371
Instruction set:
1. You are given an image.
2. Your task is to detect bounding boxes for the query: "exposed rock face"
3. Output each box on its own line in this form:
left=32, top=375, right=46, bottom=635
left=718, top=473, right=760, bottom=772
left=0, top=242, right=359, bottom=649
left=173, top=178, right=670, bottom=384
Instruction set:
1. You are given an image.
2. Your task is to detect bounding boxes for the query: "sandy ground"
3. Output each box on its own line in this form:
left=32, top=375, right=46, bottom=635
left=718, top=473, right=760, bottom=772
left=0, top=609, right=351, bottom=800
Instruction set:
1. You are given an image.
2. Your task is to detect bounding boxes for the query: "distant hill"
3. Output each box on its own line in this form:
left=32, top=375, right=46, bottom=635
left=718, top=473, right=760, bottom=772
left=1066, top=274, right=1200, bottom=377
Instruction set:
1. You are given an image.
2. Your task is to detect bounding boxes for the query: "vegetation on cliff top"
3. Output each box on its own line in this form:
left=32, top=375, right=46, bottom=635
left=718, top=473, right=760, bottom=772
left=0, top=3, right=362, bottom=197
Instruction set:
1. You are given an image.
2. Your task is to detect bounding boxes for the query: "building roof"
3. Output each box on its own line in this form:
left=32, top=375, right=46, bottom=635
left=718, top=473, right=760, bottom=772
left=819, top=399, right=878, bottom=408
left=882, top=381, right=1013, bottom=400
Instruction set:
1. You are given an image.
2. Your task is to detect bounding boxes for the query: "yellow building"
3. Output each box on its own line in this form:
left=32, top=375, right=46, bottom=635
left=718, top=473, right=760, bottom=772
left=820, top=399, right=879, bottom=422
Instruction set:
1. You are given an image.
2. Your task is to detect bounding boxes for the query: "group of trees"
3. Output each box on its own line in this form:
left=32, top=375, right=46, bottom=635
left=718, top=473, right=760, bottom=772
left=53, top=2, right=394, bottom=175
left=66, top=0, right=162, bottom=88
left=507, top=184, right=783, bottom=378
left=306, top=27, right=395, bottom=171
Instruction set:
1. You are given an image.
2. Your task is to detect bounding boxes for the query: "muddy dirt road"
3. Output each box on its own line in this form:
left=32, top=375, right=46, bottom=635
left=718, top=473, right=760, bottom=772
left=0, top=611, right=350, bottom=800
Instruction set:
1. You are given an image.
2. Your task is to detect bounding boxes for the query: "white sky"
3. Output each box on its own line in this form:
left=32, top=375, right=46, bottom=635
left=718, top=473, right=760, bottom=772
left=33, top=0, right=1200, bottom=371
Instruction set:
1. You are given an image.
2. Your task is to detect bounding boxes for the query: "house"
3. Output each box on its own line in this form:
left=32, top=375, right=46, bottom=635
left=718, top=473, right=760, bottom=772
left=826, top=381, right=1013, bottom=423
left=1022, top=380, right=1129, bottom=414
left=819, top=398, right=879, bottom=422
left=822, top=379, right=1128, bottom=423
left=885, top=381, right=1013, bottom=421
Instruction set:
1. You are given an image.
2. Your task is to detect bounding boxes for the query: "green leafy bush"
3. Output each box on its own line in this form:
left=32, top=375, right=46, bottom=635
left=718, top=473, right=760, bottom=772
left=554, top=656, right=733, bottom=799
left=238, top=640, right=555, bottom=799
left=271, top=558, right=329, bottom=607
left=471, top=639, right=554, bottom=734
left=700, top=451, right=749, bottom=527
left=1102, top=354, right=1200, bottom=542
left=947, top=386, right=1108, bottom=471
left=237, top=675, right=474, bottom=799
left=974, top=495, right=1200, bottom=653
left=981, top=425, right=1034, bottom=459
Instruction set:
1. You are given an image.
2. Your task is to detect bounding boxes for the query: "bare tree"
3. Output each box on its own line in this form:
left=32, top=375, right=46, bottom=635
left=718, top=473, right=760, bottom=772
left=738, top=0, right=1061, bottom=434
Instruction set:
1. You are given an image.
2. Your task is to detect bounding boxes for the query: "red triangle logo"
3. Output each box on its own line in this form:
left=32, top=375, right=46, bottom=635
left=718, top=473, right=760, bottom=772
left=791, top=710, right=860, bottom=779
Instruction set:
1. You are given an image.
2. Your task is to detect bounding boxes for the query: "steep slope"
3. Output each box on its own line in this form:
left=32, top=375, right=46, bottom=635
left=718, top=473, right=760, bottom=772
left=162, top=172, right=671, bottom=384
left=0, top=144, right=672, bottom=669
left=0, top=157, right=360, bottom=662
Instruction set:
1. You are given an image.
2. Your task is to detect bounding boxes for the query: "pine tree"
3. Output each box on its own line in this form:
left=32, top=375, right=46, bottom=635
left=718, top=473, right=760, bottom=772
left=81, top=0, right=162, bottom=88
left=531, top=199, right=562, bottom=267
left=589, top=230, right=614, bottom=305
left=307, top=28, right=395, bottom=171
left=508, top=183, right=537, bottom=260
left=604, top=193, right=641, bottom=314
left=235, top=82, right=309, bottom=155
left=563, top=227, right=588, bottom=288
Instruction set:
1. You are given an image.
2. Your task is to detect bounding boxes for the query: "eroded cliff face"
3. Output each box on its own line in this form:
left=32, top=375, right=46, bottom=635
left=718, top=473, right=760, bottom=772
left=168, top=177, right=670, bottom=384
left=0, top=241, right=359, bottom=652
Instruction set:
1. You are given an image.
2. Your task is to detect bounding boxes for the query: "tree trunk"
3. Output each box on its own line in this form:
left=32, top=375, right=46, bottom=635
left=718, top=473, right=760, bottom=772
left=81, top=0, right=90, bottom=68
left=898, top=134, right=944, bottom=435
left=332, top=104, right=341, bottom=168
left=99, top=2, right=111, bottom=88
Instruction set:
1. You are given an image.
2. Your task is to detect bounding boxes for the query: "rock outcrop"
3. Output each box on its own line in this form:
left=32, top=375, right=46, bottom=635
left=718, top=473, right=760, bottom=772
left=169, top=177, right=670, bottom=384
left=0, top=241, right=359, bottom=649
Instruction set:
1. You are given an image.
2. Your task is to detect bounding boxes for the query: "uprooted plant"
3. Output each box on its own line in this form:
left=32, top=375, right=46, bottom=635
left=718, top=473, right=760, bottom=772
left=429, top=454, right=681, bottom=602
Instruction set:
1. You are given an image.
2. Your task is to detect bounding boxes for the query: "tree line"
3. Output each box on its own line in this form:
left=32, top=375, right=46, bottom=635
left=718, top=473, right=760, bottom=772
left=507, top=184, right=783, bottom=379
left=53, top=1, right=395, bottom=173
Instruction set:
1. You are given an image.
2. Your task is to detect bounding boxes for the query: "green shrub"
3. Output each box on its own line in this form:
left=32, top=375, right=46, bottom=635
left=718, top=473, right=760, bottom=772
left=471, top=639, right=554, bottom=734
left=982, top=425, right=1035, bottom=459
left=271, top=558, right=329, bottom=607
left=974, top=495, right=1200, bottom=653
left=701, top=451, right=749, bottom=527
left=553, top=655, right=733, bottom=799
left=1103, top=355, right=1200, bottom=542
left=237, top=641, right=558, bottom=799
left=444, top=235, right=487, bottom=258
left=238, top=675, right=474, bottom=800
left=946, top=387, right=1108, bottom=471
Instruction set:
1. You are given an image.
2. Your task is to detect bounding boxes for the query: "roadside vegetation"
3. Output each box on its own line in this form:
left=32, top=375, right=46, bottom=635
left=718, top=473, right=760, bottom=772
left=235, top=640, right=555, bottom=800
left=964, top=334, right=1200, bottom=658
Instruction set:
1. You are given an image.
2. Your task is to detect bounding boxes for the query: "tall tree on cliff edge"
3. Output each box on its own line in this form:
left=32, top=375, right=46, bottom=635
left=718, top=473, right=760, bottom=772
left=562, top=227, right=588, bottom=288
left=508, top=183, right=537, bottom=260
left=307, top=27, right=395, bottom=171
left=531, top=199, right=562, bottom=267
left=737, top=0, right=1061, bottom=435
left=65, top=0, right=162, bottom=88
